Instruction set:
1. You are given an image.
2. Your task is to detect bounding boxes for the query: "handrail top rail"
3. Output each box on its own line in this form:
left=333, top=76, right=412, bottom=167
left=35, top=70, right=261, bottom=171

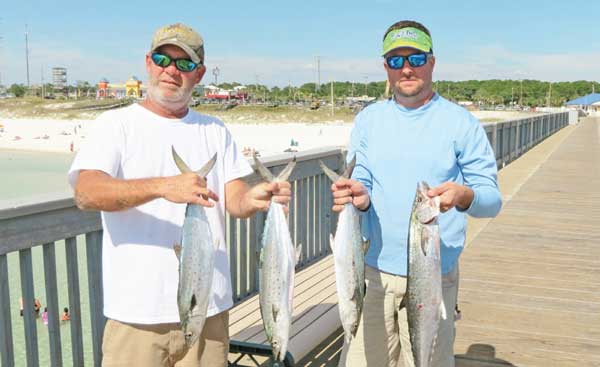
left=0, top=146, right=345, bottom=219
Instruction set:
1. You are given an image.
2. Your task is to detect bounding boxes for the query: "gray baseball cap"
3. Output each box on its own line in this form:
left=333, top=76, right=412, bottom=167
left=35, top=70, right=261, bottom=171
left=150, top=23, right=204, bottom=64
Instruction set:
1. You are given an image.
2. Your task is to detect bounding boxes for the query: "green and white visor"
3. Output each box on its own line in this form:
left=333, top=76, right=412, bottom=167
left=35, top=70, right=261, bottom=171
left=382, top=27, right=432, bottom=56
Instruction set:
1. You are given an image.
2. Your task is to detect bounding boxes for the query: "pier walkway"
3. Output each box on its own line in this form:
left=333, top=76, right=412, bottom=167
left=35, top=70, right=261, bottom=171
left=454, top=117, right=600, bottom=367
left=2, top=112, right=594, bottom=366
left=281, top=117, right=600, bottom=366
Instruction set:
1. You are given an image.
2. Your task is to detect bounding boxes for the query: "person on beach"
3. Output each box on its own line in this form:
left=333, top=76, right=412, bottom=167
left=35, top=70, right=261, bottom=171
left=331, top=20, right=502, bottom=367
left=61, top=307, right=70, bottom=321
left=68, top=23, right=291, bottom=366
left=42, top=307, right=48, bottom=325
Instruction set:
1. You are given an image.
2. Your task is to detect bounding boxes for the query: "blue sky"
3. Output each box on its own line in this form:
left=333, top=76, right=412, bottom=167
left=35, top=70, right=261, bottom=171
left=1, top=0, right=599, bottom=87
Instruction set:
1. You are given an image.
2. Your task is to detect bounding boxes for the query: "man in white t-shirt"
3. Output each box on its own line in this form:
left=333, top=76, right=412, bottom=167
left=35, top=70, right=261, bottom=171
left=68, top=23, right=291, bottom=367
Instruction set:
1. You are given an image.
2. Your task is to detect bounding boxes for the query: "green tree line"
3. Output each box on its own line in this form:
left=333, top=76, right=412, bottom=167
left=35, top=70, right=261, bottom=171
left=221, top=79, right=598, bottom=107
left=4, top=79, right=598, bottom=107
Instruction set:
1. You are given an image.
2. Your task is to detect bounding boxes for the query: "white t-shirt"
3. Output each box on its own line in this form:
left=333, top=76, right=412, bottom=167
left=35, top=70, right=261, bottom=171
left=68, top=103, right=253, bottom=324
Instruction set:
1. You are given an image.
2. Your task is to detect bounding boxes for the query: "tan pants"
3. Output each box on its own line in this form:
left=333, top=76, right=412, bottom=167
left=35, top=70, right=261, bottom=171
left=102, top=311, right=229, bottom=367
left=339, top=265, right=459, bottom=367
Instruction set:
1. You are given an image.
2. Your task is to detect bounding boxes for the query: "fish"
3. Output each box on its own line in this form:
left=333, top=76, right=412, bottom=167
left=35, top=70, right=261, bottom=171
left=254, top=154, right=299, bottom=362
left=404, top=181, right=446, bottom=367
left=172, top=147, right=219, bottom=348
left=319, top=156, right=368, bottom=344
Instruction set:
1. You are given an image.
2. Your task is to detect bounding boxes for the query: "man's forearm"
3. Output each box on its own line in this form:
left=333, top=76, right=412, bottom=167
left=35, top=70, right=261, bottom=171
left=225, top=179, right=258, bottom=219
left=75, top=171, right=167, bottom=212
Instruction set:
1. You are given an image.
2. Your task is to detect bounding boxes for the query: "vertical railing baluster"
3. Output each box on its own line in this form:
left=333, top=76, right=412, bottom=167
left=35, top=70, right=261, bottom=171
left=0, top=253, right=14, bottom=367
left=228, top=216, right=239, bottom=301
left=289, top=180, right=297, bottom=257
left=315, top=174, right=323, bottom=257
left=250, top=212, right=264, bottom=293
left=86, top=231, right=104, bottom=367
left=298, top=178, right=307, bottom=266
left=239, top=218, right=248, bottom=297
left=43, top=242, right=63, bottom=366
left=19, top=248, right=39, bottom=367
left=65, top=236, right=84, bottom=366
left=308, top=176, right=315, bottom=262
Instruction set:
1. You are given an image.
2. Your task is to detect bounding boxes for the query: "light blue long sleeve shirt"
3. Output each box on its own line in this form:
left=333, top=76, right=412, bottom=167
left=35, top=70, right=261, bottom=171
left=349, top=94, right=502, bottom=276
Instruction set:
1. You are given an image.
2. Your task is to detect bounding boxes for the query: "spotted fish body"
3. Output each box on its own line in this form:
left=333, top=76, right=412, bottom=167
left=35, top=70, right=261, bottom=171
left=172, top=148, right=218, bottom=348
left=319, top=157, right=368, bottom=343
left=406, top=181, right=446, bottom=367
left=254, top=155, right=298, bottom=362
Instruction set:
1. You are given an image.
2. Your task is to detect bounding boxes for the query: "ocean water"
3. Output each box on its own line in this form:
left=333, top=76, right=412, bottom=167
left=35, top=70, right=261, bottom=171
left=1, top=149, right=75, bottom=201
left=1, top=149, right=96, bottom=366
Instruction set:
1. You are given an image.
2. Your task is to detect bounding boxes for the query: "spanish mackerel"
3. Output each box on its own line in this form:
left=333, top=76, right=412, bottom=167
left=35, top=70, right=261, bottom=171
left=319, top=156, right=368, bottom=343
left=405, top=181, right=446, bottom=367
left=172, top=147, right=218, bottom=348
left=254, top=155, right=299, bottom=362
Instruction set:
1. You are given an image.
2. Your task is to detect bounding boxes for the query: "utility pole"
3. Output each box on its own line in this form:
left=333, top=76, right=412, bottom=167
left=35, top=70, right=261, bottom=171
left=330, top=79, right=334, bottom=116
left=519, top=80, right=523, bottom=106
left=315, top=56, right=320, bottom=93
left=25, top=24, right=31, bottom=88
left=41, top=64, right=44, bottom=98
left=511, top=87, right=514, bottom=106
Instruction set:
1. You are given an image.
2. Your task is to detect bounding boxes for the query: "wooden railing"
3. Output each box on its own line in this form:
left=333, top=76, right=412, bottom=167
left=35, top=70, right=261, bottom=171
left=0, top=112, right=572, bottom=367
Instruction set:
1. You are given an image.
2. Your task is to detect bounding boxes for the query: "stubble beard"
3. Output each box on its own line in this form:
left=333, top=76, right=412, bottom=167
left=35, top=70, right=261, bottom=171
left=393, top=79, right=425, bottom=98
left=147, top=74, right=194, bottom=112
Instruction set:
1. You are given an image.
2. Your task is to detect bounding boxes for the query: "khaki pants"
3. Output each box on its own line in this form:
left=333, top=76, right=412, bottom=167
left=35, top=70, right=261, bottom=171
left=339, top=265, right=459, bottom=367
left=102, top=311, right=229, bottom=367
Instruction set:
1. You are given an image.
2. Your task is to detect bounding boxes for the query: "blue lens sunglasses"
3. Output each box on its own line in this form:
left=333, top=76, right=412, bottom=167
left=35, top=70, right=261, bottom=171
left=151, top=52, right=201, bottom=72
left=386, top=53, right=432, bottom=69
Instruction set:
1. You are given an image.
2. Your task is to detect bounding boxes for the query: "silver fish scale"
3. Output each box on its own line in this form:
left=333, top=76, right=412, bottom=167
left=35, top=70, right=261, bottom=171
left=406, top=182, right=443, bottom=367
left=331, top=202, right=366, bottom=343
left=259, top=201, right=295, bottom=362
left=178, top=203, right=216, bottom=348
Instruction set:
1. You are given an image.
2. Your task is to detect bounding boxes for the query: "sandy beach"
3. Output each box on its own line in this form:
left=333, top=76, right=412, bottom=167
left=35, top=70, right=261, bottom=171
left=0, top=118, right=353, bottom=156
left=0, top=110, right=538, bottom=156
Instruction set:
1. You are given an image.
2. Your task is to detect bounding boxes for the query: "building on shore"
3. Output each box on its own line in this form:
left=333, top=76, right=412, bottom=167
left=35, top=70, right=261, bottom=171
left=565, top=93, right=600, bottom=116
left=203, top=85, right=248, bottom=101
left=96, top=76, right=146, bottom=99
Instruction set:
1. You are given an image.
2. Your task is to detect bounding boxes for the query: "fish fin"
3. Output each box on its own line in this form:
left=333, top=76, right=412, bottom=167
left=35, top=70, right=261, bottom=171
left=272, top=304, right=279, bottom=322
left=190, top=294, right=197, bottom=310
left=440, top=300, right=447, bottom=320
left=341, top=155, right=357, bottom=179
left=276, top=156, right=297, bottom=182
left=258, top=248, right=264, bottom=269
left=420, top=227, right=428, bottom=256
left=319, top=160, right=340, bottom=182
left=329, top=234, right=335, bottom=253
left=196, top=153, right=217, bottom=178
left=172, top=146, right=193, bottom=174
left=173, top=243, right=182, bottom=262
left=295, top=244, right=302, bottom=264
left=362, top=239, right=370, bottom=254
left=350, top=283, right=360, bottom=301
left=253, top=154, right=275, bottom=182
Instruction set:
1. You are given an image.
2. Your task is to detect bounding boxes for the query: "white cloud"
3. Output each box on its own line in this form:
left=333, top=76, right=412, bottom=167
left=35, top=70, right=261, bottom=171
left=2, top=42, right=598, bottom=87
left=435, top=45, right=600, bottom=81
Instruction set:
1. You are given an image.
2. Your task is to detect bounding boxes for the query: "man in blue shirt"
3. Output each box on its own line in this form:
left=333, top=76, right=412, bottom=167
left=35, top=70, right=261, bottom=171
left=332, top=20, right=502, bottom=367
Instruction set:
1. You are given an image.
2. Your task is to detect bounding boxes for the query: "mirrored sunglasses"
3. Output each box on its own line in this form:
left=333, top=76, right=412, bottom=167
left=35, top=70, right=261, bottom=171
left=385, top=53, right=431, bottom=69
left=151, top=52, right=200, bottom=72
